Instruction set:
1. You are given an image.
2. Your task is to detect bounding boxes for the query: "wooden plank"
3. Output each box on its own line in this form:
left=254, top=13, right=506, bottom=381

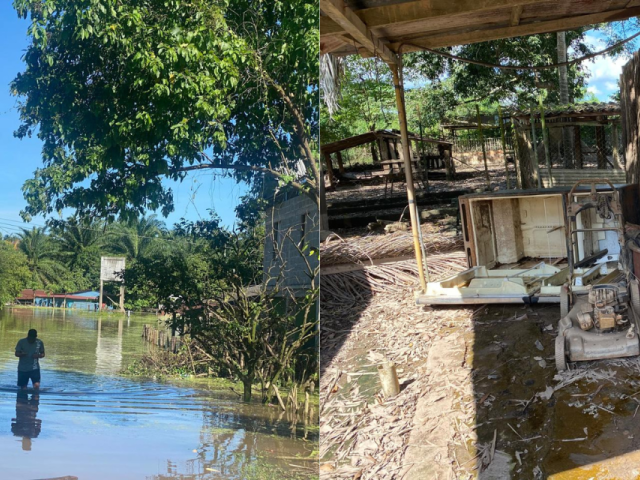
left=386, top=6, right=640, bottom=51
left=320, top=0, right=398, bottom=64
left=321, top=0, right=543, bottom=36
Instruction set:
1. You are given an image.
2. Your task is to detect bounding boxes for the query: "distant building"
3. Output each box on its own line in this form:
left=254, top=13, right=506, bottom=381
left=15, top=289, right=100, bottom=310
left=263, top=188, right=319, bottom=295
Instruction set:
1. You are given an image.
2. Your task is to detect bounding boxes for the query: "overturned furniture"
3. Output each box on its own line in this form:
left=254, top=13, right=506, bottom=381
left=555, top=180, right=640, bottom=370
left=417, top=182, right=640, bottom=306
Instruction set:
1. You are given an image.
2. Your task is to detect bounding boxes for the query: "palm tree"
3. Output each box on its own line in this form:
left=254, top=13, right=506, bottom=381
left=107, top=214, right=167, bottom=260
left=17, top=227, right=65, bottom=287
left=51, top=216, right=104, bottom=269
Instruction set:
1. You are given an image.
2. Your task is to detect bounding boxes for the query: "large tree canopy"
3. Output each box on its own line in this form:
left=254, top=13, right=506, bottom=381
left=14, top=0, right=318, bottom=222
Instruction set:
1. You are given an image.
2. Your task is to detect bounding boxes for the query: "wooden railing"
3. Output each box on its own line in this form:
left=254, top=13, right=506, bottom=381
left=141, top=324, right=182, bottom=353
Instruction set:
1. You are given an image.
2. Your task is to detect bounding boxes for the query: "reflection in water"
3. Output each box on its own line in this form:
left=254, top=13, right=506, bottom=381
left=11, top=392, right=41, bottom=451
left=95, top=317, right=123, bottom=375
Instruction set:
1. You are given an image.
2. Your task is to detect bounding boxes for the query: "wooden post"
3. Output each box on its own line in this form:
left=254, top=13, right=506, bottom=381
left=498, top=104, right=510, bottom=189
left=530, top=110, right=543, bottom=188
left=335, top=151, right=345, bottom=174
left=539, top=96, right=552, bottom=186
left=476, top=104, right=491, bottom=190
left=319, top=161, right=329, bottom=231
left=390, top=61, right=427, bottom=293
left=370, top=136, right=379, bottom=164
left=509, top=120, right=521, bottom=189
left=573, top=126, right=583, bottom=169
left=621, top=57, right=637, bottom=182
left=378, top=138, right=389, bottom=161
left=612, top=123, right=622, bottom=170
left=378, top=361, right=400, bottom=398
left=323, top=152, right=335, bottom=190
left=595, top=125, right=607, bottom=169
left=443, top=146, right=454, bottom=181
left=119, top=284, right=125, bottom=313
left=99, top=280, right=104, bottom=311
left=416, top=104, right=430, bottom=192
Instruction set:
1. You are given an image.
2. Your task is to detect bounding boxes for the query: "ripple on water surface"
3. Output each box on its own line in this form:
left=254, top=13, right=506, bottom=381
left=0, top=308, right=317, bottom=480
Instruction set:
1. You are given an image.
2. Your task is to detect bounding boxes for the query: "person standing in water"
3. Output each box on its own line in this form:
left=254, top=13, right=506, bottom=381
left=15, top=329, right=45, bottom=390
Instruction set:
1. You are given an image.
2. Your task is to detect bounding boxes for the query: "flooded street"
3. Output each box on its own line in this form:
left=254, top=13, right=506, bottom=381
left=0, top=308, right=317, bottom=480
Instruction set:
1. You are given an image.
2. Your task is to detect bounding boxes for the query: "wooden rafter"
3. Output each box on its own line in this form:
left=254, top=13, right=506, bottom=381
left=320, top=0, right=542, bottom=37
left=322, top=0, right=640, bottom=57
left=388, top=6, right=640, bottom=52
left=320, top=0, right=398, bottom=65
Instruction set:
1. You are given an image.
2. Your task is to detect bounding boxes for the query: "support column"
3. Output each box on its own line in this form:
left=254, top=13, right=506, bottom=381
left=596, top=125, right=607, bottom=169
left=319, top=161, right=329, bottom=231
left=99, top=279, right=104, bottom=311
left=612, top=123, right=622, bottom=170
left=498, top=105, right=510, bottom=189
left=336, top=151, right=345, bottom=174
left=390, top=61, right=427, bottom=292
left=573, top=126, right=583, bottom=169
left=476, top=104, right=491, bottom=190
left=539, top=96, right=552, bottom=186
left=323, top=153, right=335, bottom=190
left=119, top=284, right=125, bottom=313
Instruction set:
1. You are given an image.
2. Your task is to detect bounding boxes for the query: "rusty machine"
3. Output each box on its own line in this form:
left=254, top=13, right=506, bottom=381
left=555, top=180, right=640, bottom=371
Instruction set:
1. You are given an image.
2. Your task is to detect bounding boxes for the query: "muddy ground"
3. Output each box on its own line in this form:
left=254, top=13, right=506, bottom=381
left=321, top=292, right=640, bottom=480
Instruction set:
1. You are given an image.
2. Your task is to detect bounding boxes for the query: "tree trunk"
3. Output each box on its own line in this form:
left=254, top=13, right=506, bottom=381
left=515, top=127, right=537, bottom=189
left=242, top=377, right=253, bottom=402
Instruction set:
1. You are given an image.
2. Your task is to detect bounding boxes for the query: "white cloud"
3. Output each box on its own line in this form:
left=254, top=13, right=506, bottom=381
left=605, top=81, right=619, bottom=91
left=579, top=32, right=631, bottom=100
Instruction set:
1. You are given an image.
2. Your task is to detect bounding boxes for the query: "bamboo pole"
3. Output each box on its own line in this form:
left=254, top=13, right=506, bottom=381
left=539, top=95, right=553, bottom=187
left=498, top=105, right=510, bottom=189
left=476, top=104, right=491, bottom=190
left=390, top=61, right=427, bottom=293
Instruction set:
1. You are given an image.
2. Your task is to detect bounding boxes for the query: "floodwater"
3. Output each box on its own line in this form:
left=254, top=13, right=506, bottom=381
left=0, top=308, right=317, bottom=480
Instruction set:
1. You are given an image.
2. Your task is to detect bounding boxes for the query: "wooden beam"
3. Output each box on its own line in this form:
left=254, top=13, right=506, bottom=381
left=320, top=0, right=398, bottom=65
left=321, top=0, right=542, bottom=37
left=510, top=5, right=523, bottom=26
left=388, top=6, right=640, bottom=51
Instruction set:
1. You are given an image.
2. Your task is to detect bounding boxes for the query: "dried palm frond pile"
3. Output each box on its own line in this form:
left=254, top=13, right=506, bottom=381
left=321, top=224, right=466, bottom=304
left=321, top=223, right=463, bottom=266
left=321, top=252, right=468, bottom=304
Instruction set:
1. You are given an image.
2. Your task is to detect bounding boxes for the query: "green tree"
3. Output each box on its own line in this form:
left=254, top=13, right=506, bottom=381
left=107, top=215, right=166, bottom=261
left=50, top=216, right=104, bottom=270
left=14, top=0, right=319, bottom=222
left=126, top=217, right=318, bottom=402
left=0, top=242, right=31, bottom=306
left=17, top=227, right=64, bottom=288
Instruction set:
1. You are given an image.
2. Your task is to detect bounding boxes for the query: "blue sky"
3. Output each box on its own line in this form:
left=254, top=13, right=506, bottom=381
left=0, top=4, right=247, bottom=235
left=579, top=31, right=632, bottom=101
